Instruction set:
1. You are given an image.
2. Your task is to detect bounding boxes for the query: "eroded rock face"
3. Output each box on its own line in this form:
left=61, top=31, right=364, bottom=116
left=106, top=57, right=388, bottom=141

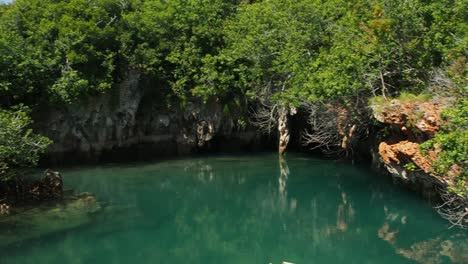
left=36, top=70, right=261, bottom=164
left=372, top=98, right=456, bottom=191
left=39, top=69, right=144, bottom=158
left=379, top=141, right=435, bottom=175
left=372, top=99, right=453, bottom=139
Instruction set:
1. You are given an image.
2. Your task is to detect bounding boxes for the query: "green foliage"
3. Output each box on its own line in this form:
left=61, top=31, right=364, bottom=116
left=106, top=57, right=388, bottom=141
left=50, top=70, right=89, bottom=104
left=0, top=106, right=52, bottom=181
left=123, top=0, right=240, bottom=103
left=369, top=92, right=433, bottom=113
left=0, top=0, right=465, bottom=108
left=421, top=99, right=468, bottom=196
left=404, top=162, right=418, bottom=172
left=237, top=118, right=247, bottom=129
left=0, top=0, right=126, bottom=104
left=451, top=179, right=468, bottom=198
left=195, top=0, right=466, bottom=107
left=397, top=92, right=433, bottom=103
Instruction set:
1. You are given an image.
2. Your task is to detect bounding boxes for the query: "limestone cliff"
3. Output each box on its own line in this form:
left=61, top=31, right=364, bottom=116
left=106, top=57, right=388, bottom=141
left=35, top=70, right=263, bottom=164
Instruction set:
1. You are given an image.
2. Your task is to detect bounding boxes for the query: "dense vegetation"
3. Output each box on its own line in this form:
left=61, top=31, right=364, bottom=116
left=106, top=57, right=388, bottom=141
left=0, top=0, right=465, bottom=104
left=0, top=1, right=466, bottom=195
left=0, top=106, right=51, bottom=181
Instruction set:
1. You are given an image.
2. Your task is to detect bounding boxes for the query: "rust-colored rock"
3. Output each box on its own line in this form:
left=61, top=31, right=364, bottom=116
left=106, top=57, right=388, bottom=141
left=373, top=97, right=460, bottom=185
left=378, top=140, right=433, bottom=174
left=372, top=98, right=452, bottom=139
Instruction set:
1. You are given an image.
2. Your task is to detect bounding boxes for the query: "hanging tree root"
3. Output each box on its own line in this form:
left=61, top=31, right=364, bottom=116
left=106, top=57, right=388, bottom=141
left=302, top=101, right=370, bottom=157
left=435, top=187, right=468, bottom=229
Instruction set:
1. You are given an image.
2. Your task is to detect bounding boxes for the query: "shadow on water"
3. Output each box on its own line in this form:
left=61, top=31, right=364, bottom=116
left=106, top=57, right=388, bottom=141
left=0, top=153, right=467, bottom=264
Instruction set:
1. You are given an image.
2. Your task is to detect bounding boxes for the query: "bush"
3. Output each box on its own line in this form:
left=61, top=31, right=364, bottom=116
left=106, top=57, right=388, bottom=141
left=0, top=106, right=52, bottom=181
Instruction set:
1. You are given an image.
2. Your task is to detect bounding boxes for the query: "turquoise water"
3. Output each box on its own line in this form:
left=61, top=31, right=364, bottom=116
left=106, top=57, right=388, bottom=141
left=0, top=153, right=467, bottom=263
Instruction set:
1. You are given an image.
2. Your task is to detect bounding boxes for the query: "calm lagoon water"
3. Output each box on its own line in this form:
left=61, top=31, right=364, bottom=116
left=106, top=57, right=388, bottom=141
left=0, top=153, right=466, bottom=263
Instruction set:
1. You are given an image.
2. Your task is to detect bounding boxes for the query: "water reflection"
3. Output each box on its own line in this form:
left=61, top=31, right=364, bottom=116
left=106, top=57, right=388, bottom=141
left=0, top=154, right=467, bottom=264
left=379, top=212, right=468, bottom=263
left=278, top=156, right=296, bottom=213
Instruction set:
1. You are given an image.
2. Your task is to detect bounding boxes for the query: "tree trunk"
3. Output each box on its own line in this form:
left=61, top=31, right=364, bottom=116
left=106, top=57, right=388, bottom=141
left=278, top=106, right=290, bottom=156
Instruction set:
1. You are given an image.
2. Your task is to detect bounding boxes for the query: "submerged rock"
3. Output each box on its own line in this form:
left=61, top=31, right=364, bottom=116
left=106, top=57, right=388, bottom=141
left=0, top=193, right=101, bottom=247
left=27, top=169, right=64, bottom=202
left=0, top=203, right=10, bottom=215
